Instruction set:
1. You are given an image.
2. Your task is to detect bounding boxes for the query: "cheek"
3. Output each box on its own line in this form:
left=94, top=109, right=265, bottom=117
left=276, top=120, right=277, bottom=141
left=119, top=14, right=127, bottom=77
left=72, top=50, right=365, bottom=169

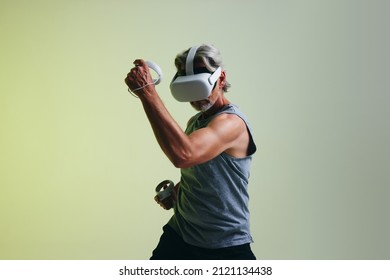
left=209, top=88, right=219, bottom=101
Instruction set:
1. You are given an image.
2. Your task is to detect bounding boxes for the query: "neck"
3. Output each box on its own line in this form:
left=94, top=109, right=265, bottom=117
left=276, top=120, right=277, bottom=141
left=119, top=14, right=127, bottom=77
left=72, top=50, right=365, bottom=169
left=201, top=95, right=230, bottom=118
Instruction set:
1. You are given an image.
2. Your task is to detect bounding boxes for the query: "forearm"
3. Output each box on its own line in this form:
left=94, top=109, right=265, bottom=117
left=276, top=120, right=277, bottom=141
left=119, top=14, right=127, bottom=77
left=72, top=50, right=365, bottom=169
left=139, top=89, right=192, bottom=167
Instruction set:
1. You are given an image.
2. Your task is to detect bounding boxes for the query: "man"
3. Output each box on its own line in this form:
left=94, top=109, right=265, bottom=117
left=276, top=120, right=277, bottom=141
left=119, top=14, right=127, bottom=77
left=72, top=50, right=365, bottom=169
left=124, top=44, right=257, bottom=260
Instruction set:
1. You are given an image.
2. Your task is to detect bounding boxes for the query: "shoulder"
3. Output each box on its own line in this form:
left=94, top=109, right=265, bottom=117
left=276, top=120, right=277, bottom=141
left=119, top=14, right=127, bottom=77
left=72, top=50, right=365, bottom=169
left=211, top=104, right=247, bottom=127
left=208, top=112, right=247, bottom=133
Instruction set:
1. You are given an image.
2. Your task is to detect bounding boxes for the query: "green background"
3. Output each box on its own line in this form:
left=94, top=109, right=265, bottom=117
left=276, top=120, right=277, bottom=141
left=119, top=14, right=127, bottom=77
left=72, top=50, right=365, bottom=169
left=1, top=0, right=389, bottom=259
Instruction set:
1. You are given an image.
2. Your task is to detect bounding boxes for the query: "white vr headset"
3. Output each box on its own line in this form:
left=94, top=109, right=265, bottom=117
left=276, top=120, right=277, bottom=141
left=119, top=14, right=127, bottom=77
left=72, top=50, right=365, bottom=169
left=170, top=46, right=222, bottom=102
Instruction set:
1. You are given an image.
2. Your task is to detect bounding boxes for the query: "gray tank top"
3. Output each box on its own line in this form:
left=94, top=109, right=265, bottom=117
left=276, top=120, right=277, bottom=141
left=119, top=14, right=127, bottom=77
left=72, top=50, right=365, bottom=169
left=168, top=104, right=257, bottom=248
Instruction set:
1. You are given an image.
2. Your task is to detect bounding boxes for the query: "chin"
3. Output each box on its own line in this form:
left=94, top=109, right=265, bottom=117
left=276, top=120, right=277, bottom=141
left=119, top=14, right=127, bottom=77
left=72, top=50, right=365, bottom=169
left=190, top=101, right=213, bottom=112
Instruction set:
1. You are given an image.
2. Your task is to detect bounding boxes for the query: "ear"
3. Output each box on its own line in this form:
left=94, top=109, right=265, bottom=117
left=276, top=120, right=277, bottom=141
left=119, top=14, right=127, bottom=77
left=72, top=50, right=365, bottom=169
left=218, top=70, right=226, bottom=89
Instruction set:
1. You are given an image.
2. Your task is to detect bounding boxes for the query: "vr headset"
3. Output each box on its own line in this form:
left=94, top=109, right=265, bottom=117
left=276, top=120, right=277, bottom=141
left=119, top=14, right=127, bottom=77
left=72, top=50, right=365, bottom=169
left=170, top=46, right=222, bottom=102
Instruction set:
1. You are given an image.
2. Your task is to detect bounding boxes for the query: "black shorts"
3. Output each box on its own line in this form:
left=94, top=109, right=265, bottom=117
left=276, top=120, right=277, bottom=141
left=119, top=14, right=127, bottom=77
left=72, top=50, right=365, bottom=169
left=150, top=224, right=256, bottom=260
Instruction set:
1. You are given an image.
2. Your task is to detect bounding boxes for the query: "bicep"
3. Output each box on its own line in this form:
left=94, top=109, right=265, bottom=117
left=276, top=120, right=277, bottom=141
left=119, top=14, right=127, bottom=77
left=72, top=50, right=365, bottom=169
left=185, top=115, right=245, bottom=166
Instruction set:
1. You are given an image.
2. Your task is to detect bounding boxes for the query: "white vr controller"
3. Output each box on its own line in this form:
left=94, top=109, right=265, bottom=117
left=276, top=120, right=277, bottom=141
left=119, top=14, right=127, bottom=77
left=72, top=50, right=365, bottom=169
left=146, top=60, right=163, bottom=85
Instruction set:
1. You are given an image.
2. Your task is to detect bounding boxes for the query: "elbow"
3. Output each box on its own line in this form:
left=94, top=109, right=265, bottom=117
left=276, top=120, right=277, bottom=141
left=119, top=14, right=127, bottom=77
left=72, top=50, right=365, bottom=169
left=172, top=160, right=183, bottom=169
left=170, top=150, right=194, bottom=169
left=172, top=159, right=192, bottom=169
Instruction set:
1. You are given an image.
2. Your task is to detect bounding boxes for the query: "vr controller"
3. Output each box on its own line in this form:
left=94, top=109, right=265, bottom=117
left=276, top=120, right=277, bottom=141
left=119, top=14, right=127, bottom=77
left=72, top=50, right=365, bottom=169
left=155, top=179, right=174, bottom=201
left=146, top=60, right=163, bottom=85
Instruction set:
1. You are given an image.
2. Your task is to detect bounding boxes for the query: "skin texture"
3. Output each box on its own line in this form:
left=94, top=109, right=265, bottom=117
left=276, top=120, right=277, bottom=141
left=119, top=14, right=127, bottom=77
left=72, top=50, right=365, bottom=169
left=125, top=59, right=250, bottom=209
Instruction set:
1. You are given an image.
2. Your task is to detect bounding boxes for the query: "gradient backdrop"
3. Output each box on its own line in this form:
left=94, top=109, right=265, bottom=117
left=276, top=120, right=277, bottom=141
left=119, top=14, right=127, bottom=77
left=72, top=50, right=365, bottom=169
left=1, top=0, right=389, bottom=259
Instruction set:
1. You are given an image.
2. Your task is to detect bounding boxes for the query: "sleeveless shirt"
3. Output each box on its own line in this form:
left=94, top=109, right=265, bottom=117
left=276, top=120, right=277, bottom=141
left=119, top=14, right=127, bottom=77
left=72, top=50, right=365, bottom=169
left=168, top=104, right=257, bottom=248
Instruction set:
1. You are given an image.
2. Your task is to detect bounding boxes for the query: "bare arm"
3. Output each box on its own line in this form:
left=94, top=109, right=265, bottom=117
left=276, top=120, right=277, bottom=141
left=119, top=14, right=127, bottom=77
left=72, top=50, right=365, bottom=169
left=125, top=59, right=248, bottom=168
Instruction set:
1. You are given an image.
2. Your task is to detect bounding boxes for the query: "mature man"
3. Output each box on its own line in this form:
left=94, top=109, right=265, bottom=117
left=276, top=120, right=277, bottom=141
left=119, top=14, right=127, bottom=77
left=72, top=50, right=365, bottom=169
left=125, top=44, right=257, bottom=260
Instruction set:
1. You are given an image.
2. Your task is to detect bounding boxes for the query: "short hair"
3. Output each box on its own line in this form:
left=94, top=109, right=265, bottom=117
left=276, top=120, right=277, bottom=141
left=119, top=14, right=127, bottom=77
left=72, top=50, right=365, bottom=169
left=174, top=44, right=231, bottom=92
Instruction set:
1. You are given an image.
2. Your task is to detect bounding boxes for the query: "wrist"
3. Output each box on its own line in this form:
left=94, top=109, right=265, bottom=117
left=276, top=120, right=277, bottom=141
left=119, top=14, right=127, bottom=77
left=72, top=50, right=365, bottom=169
left=138, top=86, right=159, bottom=102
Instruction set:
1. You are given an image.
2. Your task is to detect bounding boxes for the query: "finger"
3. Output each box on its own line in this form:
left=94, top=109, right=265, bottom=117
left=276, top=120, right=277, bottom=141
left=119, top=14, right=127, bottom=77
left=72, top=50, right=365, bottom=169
left=161, top=203, right=170, bottom=210
left=133, top=59, right=146, bottom=67
left=124, top=74, right=133, bottom=86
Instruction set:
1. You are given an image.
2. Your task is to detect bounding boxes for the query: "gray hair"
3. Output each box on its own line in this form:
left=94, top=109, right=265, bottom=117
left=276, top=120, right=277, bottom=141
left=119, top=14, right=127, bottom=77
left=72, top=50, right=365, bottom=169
left=174, top=44, right=231, bottom=92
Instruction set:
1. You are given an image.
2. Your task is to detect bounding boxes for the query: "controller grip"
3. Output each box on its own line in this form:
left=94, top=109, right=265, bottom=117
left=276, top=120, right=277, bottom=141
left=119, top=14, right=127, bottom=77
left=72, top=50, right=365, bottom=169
left=155, top=180, right=174, bottom=201
left=146, top=61, right=163, bottom=85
